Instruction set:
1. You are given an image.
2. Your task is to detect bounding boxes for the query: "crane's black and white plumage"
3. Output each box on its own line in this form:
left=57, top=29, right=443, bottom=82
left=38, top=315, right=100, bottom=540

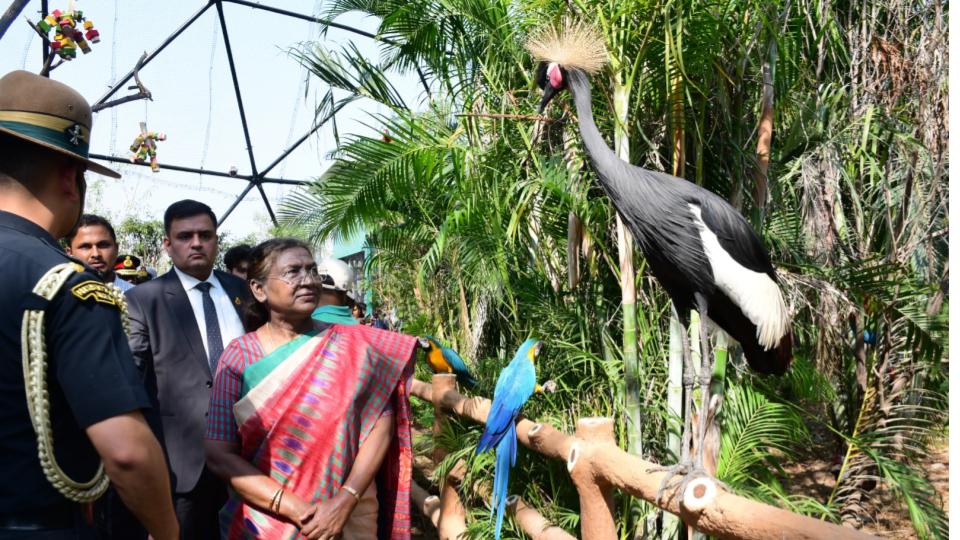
left=528, top=22, right=792, bottom=485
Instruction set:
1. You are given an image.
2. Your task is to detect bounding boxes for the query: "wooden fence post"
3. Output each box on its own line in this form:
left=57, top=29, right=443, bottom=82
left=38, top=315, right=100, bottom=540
left=412, top=378, right=879, bottom=540
left=432, top=374, right=466, bottom=539
left=569, top=417, right=617, bottom=540
left=506, top=495, right=578, bottom=540
left=412, top=481, right=441, bottom=528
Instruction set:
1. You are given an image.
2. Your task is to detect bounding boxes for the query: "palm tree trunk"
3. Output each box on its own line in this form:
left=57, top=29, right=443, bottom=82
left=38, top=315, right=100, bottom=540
left=754, top=37, right=777, bottom=219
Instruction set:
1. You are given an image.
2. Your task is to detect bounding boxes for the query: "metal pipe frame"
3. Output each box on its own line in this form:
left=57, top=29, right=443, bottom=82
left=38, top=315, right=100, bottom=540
left=40, top=0, right=48, bottom=69
left=78, top=0, right=422, bottom=226
left=0, top=0, right=31, bottom=42
left=88, top=153, right=306, bottom=185
left=214, top=0, right=278, bottom=226
left=93, top=2, right=213, bottom=107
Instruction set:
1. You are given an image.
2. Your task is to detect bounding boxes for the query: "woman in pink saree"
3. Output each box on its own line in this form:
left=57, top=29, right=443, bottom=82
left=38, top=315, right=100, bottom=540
left=204, top=239, right=417, bottom=540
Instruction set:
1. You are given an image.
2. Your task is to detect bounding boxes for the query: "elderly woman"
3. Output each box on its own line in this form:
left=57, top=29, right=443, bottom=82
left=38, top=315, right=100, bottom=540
left=205, top=239, right=417, bottom=540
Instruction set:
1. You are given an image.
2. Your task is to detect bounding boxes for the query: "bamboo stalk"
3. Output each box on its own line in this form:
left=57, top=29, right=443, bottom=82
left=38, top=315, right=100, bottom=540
left=412, top=377, right=878, bottom=540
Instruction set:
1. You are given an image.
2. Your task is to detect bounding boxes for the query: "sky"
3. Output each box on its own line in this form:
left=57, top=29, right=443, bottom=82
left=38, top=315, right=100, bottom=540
left=0, top=0, right=424, bottom=249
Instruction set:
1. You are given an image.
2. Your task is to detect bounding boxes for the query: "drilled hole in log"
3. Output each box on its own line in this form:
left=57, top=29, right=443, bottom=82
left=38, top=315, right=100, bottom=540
left=566, top=442, right=581, bottom=473
left=682, top=477, right=717, bottom=512
left=528, top=423, right=543, bottom=436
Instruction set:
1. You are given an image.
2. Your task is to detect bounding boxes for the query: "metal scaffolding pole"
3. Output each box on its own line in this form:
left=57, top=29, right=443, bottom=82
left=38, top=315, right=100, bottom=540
left=88, top=154, right=307, bottom=185
left=93, top=2, right=213, bottom=107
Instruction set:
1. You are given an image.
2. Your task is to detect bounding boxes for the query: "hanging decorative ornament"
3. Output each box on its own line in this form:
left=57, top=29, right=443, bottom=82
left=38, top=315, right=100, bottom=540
left=31, top=1, right=101, bottom=61
left=129, top=122, right=166, bottom=172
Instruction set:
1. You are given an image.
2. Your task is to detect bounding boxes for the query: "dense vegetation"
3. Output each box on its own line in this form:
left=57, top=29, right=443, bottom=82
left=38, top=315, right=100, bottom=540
left=280, top=0, right=948, bottom=537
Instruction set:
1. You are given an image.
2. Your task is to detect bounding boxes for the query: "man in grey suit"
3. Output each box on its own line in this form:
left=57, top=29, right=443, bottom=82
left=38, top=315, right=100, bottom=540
left=126, top=200, right=249, bottom=539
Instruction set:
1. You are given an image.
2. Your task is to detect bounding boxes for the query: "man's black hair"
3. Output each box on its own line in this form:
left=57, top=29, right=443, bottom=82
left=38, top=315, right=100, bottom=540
left=65, top=214, right=117, bottom=245
left=223, top=244, right=253, bottom=272
left=163, top=199, right=218, bottom=234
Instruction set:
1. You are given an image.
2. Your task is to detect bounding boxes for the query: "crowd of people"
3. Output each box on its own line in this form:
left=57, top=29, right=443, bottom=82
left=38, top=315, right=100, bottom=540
left=0, top=70, right=418, bottom=540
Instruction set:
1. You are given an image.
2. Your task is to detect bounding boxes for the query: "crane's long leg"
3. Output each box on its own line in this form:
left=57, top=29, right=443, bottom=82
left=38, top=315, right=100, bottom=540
left=693, top=293, right=713, bottom=472
left=679, top=316, right=695, bottom=466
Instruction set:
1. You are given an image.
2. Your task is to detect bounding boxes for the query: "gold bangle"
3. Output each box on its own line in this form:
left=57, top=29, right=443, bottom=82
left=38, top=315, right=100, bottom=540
left=270, top=488, right=283, bottom=513
left=342, top=484, right=361, bottom=501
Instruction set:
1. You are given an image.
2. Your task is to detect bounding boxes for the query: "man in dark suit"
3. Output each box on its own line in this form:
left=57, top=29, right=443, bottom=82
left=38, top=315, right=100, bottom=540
left=126, top=200, right=249, bottom=540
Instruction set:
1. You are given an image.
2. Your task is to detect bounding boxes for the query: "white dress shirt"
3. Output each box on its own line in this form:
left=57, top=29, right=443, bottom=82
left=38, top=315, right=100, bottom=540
left=173, top=267, right=245, bottom=360
left=113, top=275, right=134, bottom=292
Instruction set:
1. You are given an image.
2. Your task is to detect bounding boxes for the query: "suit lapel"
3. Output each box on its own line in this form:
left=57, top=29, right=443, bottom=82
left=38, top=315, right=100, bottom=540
left=162, top=271, right=208, bottom=372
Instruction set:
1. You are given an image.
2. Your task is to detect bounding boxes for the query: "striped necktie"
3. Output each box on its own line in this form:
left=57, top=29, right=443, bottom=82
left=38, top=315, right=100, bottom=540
left=195, top=282, right=223, bottom=373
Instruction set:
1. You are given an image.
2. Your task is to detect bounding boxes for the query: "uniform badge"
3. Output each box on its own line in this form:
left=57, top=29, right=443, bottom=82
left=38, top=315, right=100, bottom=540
left=234, top=296, right=241, bottom=305
left=71, top=280, right=117, bottom=307
left=65, top=123, right=84, bottom=146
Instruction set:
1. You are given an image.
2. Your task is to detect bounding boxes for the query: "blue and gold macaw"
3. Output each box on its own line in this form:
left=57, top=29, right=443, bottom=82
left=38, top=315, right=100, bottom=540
left=418, top=335, right=478, bottom=388
left=476, top=338, right=545, bottom=540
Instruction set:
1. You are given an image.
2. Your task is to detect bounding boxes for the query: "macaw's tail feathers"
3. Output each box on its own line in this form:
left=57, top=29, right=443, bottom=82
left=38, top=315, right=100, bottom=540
left=491, top=422, right=517, bottom=540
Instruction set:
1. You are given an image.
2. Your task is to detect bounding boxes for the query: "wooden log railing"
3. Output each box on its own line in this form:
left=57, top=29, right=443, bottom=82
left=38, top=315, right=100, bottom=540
left=411, top=374, right=878, bottom=540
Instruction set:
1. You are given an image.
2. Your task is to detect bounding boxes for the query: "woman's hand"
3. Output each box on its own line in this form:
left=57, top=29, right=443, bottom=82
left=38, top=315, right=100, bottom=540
left=298, top=492, right=357, bottom=540
left=278, top=491, right=311, bottom=528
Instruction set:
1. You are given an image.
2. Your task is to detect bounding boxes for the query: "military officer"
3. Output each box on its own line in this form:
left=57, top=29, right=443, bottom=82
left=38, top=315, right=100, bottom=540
left=0, top=70, right=178, bottom=539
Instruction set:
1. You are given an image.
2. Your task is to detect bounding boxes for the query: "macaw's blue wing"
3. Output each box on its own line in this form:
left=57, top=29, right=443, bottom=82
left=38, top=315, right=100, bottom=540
left=441, top=346, right=478, bottom=388
left=477, top=357, right=536, bottom=453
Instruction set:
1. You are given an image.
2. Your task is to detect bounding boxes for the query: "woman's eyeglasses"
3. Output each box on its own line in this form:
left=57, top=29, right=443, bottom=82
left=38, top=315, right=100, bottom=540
left=267, top=266, right=327, bottom=288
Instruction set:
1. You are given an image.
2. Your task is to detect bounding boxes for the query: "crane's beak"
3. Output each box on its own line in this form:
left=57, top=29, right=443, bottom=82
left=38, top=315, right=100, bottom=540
left=538, top=84, right=560, bottom=114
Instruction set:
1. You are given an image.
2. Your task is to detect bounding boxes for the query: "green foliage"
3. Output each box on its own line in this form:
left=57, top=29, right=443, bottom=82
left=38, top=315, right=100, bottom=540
left=717, top=382, right=809, bottom=493
left=281, top=0, right=948, bottom=536
left=115, top=217, right=165, bottom=271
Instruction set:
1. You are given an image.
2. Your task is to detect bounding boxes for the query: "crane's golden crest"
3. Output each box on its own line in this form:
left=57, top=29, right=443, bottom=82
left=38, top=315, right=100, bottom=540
left=525, top=21, right=608, bottom=74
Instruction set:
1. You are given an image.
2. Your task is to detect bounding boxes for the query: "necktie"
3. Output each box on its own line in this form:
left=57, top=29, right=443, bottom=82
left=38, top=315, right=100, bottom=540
left=195, top=282, right=223, bottom=374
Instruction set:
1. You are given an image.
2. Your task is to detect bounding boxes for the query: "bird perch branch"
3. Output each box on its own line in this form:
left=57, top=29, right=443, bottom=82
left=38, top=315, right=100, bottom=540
left=456, top=112, right=557, bottom=122
left=411, top=376, right=878, bottom=540
left=91, top=52, right=152, bottom=113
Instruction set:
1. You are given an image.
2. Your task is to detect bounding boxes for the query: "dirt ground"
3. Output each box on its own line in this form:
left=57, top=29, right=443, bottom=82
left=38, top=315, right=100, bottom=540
left=862, top=441, right=948, bottom=538
left=782, top=439, right=948, bottom=538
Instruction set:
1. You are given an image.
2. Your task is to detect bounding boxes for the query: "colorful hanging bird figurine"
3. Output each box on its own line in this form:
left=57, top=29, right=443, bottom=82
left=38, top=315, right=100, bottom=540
left=476, top=338, right=546, bottom=540
left=129, top=121, right=166, bottom=172
left=32, top=7, right=101, bottom=61
left=418, top=335, right=478, bottom=388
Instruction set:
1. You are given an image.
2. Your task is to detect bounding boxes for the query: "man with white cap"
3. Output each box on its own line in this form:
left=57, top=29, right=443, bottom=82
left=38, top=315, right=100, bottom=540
left=311, top=257, right=360, bottom=325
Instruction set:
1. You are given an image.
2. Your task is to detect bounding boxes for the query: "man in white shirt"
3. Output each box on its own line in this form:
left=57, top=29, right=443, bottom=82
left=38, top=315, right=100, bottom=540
left=65, top=214, right=134, bottom=292
left=125, top=200, right=248, bottom=540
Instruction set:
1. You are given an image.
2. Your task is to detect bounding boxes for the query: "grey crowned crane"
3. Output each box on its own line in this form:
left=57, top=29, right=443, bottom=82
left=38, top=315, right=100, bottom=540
left=528, top=23, right=793, bottom=488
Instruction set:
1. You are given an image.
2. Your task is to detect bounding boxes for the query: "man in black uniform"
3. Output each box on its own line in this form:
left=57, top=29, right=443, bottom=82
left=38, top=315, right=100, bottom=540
left=0, top=70, right=179, bottom=539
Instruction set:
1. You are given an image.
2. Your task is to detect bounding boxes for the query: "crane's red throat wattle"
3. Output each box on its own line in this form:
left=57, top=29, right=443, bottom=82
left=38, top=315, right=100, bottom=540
left=547, top=63, right=564, bottom=88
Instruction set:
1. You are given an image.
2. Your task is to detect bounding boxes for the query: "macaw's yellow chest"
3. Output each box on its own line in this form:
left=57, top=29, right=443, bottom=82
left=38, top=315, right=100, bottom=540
left=427, top=347, right=452, bottom=373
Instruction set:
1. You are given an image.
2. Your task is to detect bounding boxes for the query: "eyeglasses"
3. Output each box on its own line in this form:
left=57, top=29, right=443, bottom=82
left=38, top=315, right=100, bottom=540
left=266, top=266, right=324, bottom=288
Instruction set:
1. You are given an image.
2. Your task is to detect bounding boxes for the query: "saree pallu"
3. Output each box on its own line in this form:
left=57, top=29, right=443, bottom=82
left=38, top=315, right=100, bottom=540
left=222, top=324, right=417, bottom=540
